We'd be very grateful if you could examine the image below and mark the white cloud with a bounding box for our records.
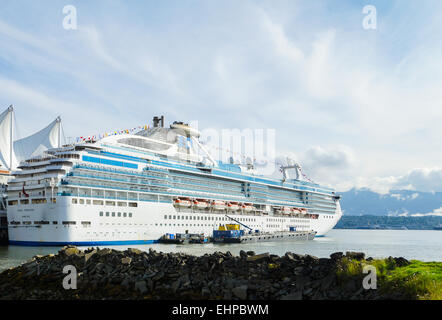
[353,167,442,194]
[410,207,442,217]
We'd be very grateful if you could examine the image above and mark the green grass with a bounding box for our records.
[337,258,442,300]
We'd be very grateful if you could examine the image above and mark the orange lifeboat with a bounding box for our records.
[193,199,209,209]
[174,197,192,207]
[242,203,254,212]
[227,202,240,211]
[212,200,226,210]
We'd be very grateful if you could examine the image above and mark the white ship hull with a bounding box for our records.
[7,196,342,245]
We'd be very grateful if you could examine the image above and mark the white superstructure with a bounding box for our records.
[6,119,342,245]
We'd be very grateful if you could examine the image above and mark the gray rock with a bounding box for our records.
[239,250,247,259]
[281,291,302,300]
[84,249,97,263]
[345,251,365,261]
[232,285,248,300]
[330,252,343,260]
[135,280,148,294]
[246,252,269,262]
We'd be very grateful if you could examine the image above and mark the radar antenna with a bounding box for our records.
[280,157,302,182]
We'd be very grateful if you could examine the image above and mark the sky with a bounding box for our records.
[0,0,441,194]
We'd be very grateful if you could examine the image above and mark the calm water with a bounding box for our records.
[1,229,441,272]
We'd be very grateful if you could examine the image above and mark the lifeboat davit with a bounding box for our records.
[212,200,226,210]
[174,198,192,207]
[193,199,209,209]
[227,202,240,211]
[242,203,254,212]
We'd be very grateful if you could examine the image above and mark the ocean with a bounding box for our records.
[1,229,441,272]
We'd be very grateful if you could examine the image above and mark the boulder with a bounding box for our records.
[330,252,344,260]
[345,251,365,261]
[246,252,270,262]
[239,250,248,259]
[135,280,148,294]
[232,285,248,300]
[60,246,80,257]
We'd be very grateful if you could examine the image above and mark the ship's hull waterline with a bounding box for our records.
[7,197,341,246]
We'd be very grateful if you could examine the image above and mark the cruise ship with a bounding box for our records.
[6,117,342,246]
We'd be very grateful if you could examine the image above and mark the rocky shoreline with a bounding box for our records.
[0,246,416,300]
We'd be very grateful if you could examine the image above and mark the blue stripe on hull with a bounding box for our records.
[9,240,159,246]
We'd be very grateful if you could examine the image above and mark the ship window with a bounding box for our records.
[32,199,47,204]
[106,212,109,217]
[99,212,103,217]
[20,199,29,205]
[112,212,115,217]
[72,198,78,204]
[86,200,91,204]
[123,213,127,217]
[118,212,121,217]
[118,202,127,207]
[169,215,172,219]
[129,202,138,207]
[53,221,58,224]
[129,213,132,217]
[79,199,85,204]
[93,200,104,205]
[164,215,167,219]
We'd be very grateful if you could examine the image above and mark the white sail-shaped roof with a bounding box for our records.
[13,117,61,165]
[0,107,14,170]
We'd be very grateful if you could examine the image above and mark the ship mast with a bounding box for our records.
[57,116,61,148]
[8,105,13,171]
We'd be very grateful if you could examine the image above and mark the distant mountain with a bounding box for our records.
[339,188,442,216]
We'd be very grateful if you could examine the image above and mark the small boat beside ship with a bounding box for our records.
[212,223,316,244]
[158,232,210,244]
